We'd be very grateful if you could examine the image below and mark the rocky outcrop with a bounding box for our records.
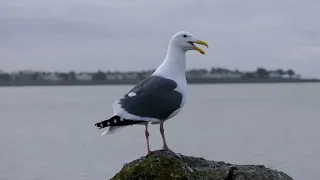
[111,150,293,180]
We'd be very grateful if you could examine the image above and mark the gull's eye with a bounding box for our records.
[183,34,187,38]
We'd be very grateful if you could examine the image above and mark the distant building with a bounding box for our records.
[106,72,125,80]
[105,74,117,80]
[268,71,283,78]
[76,73,92,81]
[41,73,61,81]
[10,70,37,81]
[282,74,301,79]
[186,69,243,79]
[293,74,301,79]
[123,72,139,80]
[205,71,242,79]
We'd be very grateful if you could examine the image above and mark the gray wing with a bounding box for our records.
[118,76,183,120]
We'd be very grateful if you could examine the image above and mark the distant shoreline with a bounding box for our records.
[0,78,319,87]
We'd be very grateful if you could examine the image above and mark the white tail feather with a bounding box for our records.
[101,126,126,136]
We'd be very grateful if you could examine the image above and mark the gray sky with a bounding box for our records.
[0,0,319,77]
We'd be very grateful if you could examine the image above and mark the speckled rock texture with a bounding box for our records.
[111,150,293,180]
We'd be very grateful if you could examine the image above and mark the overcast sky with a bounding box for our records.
[0,0,319,77]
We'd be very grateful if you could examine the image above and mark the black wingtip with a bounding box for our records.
[94,116,146,129]
[95,122,104,129]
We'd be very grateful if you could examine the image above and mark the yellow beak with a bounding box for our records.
[192,40,209,55]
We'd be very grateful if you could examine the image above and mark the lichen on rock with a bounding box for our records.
[111,150,293,180]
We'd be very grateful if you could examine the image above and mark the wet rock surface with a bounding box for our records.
[111,150,293,180]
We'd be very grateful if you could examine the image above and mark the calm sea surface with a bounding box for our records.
[1,84,320,180]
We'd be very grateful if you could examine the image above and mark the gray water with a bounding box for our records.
[1,84,319,180]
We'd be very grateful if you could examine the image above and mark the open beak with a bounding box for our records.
[190,40,209,55]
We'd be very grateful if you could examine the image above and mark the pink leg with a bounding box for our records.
[160,122,170,151]
[145,124,151,156]
[160,122,181,158]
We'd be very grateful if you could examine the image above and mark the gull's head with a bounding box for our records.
[169,31,209,55]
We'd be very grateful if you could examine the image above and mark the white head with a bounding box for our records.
[169,31,209,55]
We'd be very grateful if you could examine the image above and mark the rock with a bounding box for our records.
[111,150,293,180]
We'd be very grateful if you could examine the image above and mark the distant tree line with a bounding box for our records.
[0,73,11,82]
[0,67,299,83]
[242,68,296,79]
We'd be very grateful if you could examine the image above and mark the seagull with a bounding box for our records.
[95,31,208,155]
